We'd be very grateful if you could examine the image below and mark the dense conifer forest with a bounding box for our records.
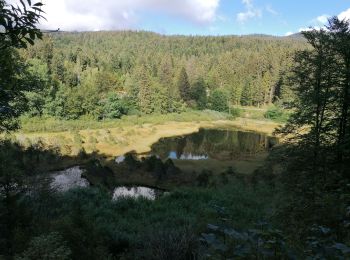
[20,31,306,120]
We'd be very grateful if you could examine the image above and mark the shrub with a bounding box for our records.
[17,232,71,260]
[99,92,129,119]
[124,153,140,170]
[209,89,229,112]
[137,228,198,260]
[196,170,212,187]
[264,105,284,121]
[230,107,242,118]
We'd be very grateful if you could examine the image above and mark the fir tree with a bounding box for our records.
[177,67,191,103]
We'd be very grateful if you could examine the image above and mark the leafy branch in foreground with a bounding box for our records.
[0,0,45,132]
[0,0,44,50]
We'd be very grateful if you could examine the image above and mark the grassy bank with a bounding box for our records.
[3,111,283,180]
[18,107,287,134]
[232,105,291,123]
[11,119,281,158]
[19,110,230,133]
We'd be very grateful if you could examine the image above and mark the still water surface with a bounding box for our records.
[112,186,164,200]
[149,128,277,161]
[49,128,277,198]
[50,166,89,192]
[49,167,162,200]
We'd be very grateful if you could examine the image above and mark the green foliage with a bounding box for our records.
[0,49,27,131]
[196,170,212,187]
[264,105,283,119]
[19,111,230,133]
[18,31,306,120]
[229,107,242,118]
[264,104,289,122]
[4,12,350,259]
[0,48,48,131]
[137,65,154,114]
[209,89,229,112]
[22,180,273,258]
[137,227,198,260]
[17,232,71,260]
[99,92,129,119]
[177,67,191,103]
[271,17,350,254]
[0,140,25,198]
[124,153,140,170]
[190,78,208,109]
[280,18,350,162]
[0,0,44,50]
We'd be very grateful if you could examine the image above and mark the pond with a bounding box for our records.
[148,128,278,161]
[112,186,165,200]
[48,167,165,200]
[50,166,90,192]
[47,128,278,195]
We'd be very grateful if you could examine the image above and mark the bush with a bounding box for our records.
[264,105,289,122]
[196,170,212,187]
[209,89,229,112]
[137,228,198,260]
[229,107,242,118]
[17,232,71,260]
[99,92,129,119]
[124,152,140,170]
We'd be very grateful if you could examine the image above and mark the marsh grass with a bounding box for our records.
[88,135,98,144]
[6,111,281,159]
[19,110,230,133]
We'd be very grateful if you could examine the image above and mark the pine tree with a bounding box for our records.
[177,67,191,103]
[137,66,153,114]
[159,55,177,112]
[190,78,207,109]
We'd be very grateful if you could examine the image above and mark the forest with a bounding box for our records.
[17,30,306,121]
[1,0,350,259]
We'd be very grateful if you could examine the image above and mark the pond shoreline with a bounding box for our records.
[13,119,282,190]
[10,118,281,159]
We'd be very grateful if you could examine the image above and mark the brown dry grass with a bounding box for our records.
[7,118,281,158]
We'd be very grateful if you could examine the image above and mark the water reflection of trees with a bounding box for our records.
[151,129,276,160]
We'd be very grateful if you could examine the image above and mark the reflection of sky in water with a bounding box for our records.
[113,187,156,200]
[115,129,278,163]
[50,166,89,192]
[180,153,208,160]
[168,151,208,160]
[168,151,177,159]
[115,155,125,164]
[150,129,278,161]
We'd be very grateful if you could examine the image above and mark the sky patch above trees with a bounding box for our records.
[6,0,349,36]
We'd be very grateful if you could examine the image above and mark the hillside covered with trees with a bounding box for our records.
[21,32,306,120]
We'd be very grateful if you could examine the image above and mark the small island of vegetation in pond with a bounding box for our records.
[0,1,350,259]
